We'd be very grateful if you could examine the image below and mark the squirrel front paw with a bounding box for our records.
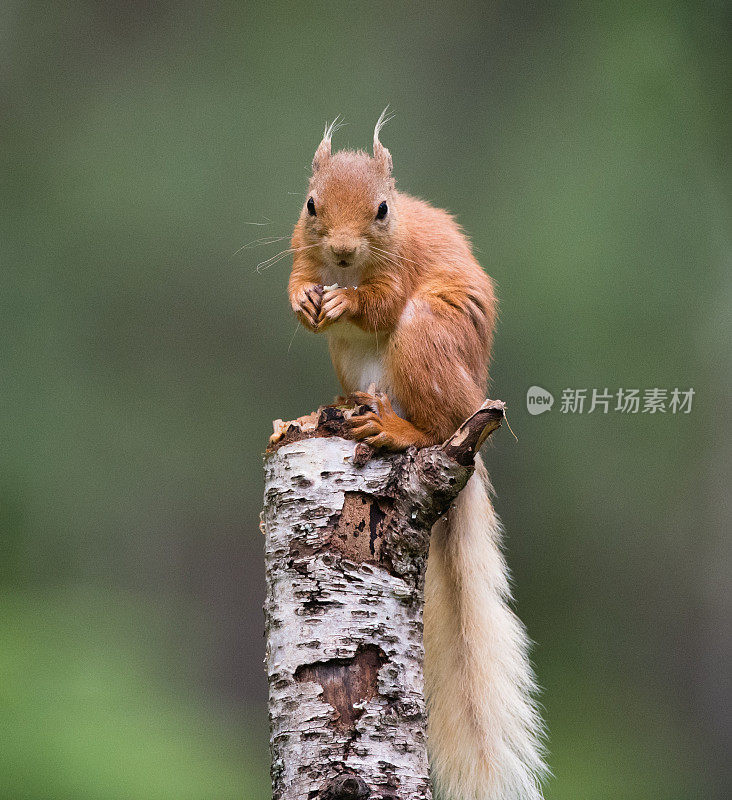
[291,284,324,332]
[318,286,356,330]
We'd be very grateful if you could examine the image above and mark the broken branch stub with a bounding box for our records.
[441,399,506,465]
[263,400,504,799]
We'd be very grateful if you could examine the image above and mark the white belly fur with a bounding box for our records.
[326,320,405,416]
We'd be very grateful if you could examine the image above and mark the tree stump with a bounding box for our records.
[262,400,505,800]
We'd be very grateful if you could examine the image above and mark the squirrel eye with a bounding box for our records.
[306,197,316,217]
[376,201,388,220]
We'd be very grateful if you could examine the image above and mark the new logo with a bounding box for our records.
[526,386,554,415]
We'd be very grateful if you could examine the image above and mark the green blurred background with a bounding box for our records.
[2,1,729,798]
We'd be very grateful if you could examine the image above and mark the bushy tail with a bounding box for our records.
[424,455,547,800]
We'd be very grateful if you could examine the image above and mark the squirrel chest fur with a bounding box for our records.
[328,320,390,395]
[326,301,421,420]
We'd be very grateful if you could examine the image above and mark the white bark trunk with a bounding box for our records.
[262,402,504,800]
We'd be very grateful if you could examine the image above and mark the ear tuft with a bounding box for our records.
[312,115,345,171]
[373,106,394,173]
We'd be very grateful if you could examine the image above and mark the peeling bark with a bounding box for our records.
[295,645,387,732]
[263,400,504,800]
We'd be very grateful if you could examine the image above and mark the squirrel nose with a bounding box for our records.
[330,243,356,260]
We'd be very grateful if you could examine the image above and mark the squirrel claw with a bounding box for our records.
[347,411,382,440]
[345,390,430,451]
[318,286,354,329]
[345,391,411,451]
[347,390,385,413]
[347,391,386,443]
[292,284,323,332]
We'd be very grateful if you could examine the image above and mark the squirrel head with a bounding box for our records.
[298,111,397,272]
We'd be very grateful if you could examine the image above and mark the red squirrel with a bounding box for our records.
[288,113,546,800]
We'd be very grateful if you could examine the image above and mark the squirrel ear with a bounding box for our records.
[312,135,330,172]
[312,116,342,172]
[373,107,394,173]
